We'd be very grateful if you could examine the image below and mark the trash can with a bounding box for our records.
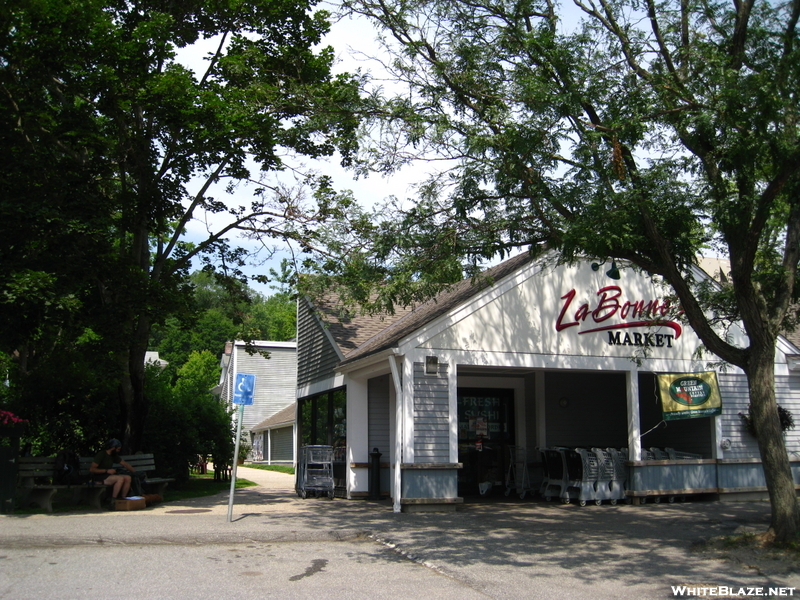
[369,448,382,500]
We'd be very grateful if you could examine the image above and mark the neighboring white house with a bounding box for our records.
[144,351,168,369]
[251,403,296,465]
[215,340,297,461]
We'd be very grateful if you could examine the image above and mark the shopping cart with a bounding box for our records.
[650,447,670,460]
[665,448,702,460]
[538,447,568,502]
[592,447,626,505]
[564,448,600,506]
[504,446,534,499]
[641,448,656,461]
[297,445,334,499]
[607,447,629,503]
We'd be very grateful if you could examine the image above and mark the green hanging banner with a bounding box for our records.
[657,371,722,421]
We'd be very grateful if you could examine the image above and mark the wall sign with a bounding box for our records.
[556,285,683,348]
[657,372,722,420]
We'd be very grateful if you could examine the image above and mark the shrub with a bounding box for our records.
[738,404,795,438]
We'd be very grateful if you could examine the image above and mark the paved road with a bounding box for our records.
[1,466,797,600]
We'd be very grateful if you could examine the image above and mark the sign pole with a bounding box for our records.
[227,372,255,523]
[227,403,244,522]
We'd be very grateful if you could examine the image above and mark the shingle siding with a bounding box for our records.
[719,372,800,460]
[413,362,450,462]
[297,299,341,387]
[234,346,297,432]
[368,375,391,457]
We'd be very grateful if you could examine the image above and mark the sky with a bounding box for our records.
[175,8,423,295]
[176,2,591,294]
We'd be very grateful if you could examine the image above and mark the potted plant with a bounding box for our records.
[237,439,251,465]
[738,404,795,438]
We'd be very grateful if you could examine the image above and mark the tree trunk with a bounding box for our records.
[747,347,800,542]
[122,312,151,453]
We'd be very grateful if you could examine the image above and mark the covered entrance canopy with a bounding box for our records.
[296,254,800,511]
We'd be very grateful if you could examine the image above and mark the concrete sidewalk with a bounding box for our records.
[1,466,798,597]
[1,466,369,546]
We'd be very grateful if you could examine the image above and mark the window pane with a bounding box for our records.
[332,388,347,459]
[315,394,328,446]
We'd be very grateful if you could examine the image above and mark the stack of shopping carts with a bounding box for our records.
[537,446,629,505]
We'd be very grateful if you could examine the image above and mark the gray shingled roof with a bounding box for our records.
[310,296,416,354]
[318,253,800,364]
[251,403,296,432]
[316,253,535,366]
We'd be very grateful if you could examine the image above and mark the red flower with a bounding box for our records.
[0,410,28,426]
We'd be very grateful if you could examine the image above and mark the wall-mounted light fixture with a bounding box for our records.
[591,259,621,280]
[425,355,439,376]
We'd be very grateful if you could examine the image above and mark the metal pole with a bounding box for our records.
[227,403,244,522]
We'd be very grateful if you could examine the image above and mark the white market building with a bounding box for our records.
[296,254,800,511]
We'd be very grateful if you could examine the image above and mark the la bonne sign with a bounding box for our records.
[556,285,683,348]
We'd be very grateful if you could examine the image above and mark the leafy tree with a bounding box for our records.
[1,0,361,452]
[336,0,800,541]
[143,351,234,480]
[4,343,121,457]
[244,293,297,341]
[152,309,239,379]
[149,269,297,378]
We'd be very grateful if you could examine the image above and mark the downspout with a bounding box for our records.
[389,352,403,513]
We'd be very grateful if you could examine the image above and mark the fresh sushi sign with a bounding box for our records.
[657,372,722,420]
[555,285,683,348]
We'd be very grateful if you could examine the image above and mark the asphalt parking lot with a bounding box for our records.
[1,467,797,600]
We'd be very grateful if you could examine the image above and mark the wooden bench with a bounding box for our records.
[16,453,174,512]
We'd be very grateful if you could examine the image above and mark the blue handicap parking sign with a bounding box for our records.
[233,373,256,405]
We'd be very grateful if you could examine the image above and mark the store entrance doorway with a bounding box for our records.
[457,388,515,497]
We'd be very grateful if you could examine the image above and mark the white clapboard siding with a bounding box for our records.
[227,344,297,433]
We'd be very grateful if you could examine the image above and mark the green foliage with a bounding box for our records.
[244,464,295,475]
[333,0,800,539]
[1,0,357,451]
[152,309,239,379]
[245,293,297,341]
[3,346,121,456]
[149,269,297,380]
[142,354,234,481]
[237,435,252,462]
[739,405,796,438]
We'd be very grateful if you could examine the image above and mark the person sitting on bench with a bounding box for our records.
[90,439,136,508]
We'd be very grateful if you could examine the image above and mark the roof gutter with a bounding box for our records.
[337,348,398,375]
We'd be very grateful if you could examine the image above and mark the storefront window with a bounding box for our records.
[458,388,515,443]
[457,388,515,496]
[298,388,347,495]
[332,388,346,462]
[299,387,346,450]
[315,395,329,445]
